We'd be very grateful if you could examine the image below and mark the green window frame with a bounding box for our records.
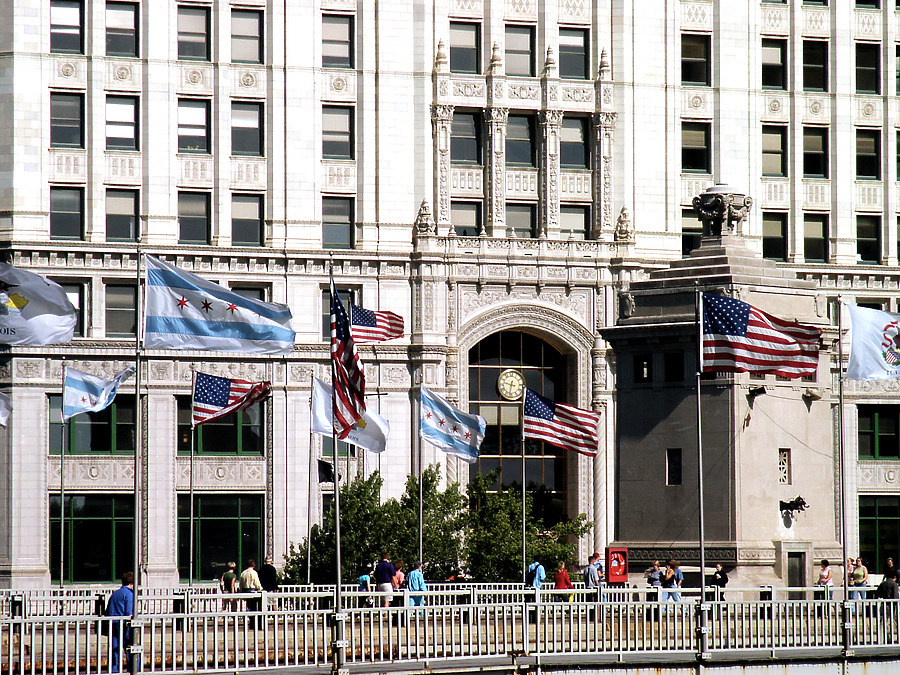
[49,394,136,455]
[858,405,900,459]
[859,495,900,576]
[176,395,264,456]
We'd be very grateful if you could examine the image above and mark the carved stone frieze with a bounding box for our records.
[508,85,539,100]
[736,547,777,565]
[176,458,266,489]
[382,365,409,385]
[462,288,588,322]
[452,81,484,97]
[50,457,135,489]
[858,462,900,491]
[562,87,592,103]
[290,364,316,384]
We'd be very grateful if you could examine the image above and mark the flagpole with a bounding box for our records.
[520,389,526,584]
[60,359,67,588]
[134,240,143,622]
[189,369,196,587]
[307,375,315,585]
[329,266,345,673]
[837,297,849,599]
[696,289,706,590]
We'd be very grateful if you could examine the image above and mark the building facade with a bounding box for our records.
[0,0,899,587]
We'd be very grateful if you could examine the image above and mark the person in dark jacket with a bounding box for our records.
[875,574,900,600]
[106,571,134,673]
[258,556,278,592]
[711,563,729,599]
[374,552,396,607]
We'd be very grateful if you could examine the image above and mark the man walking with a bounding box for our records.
[106,571,134,674]
[240,559,263,614]
[258,556,278,592]
[374,552,396,607]
[406,562,428,607]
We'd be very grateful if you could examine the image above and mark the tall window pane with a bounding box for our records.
[559,28,588,79]
[804,214,828,263]
[50,187,83,240]
[106,189,138,241]
[51,93,84,148]
[450,22,480,74]
[51,0,83,54]
[177,6,210,61]
[560,205,589,240]
[762,212,787,261]
[856,129,881,180]
[50,495,133,583]
[507,203,536,238]
[682,34,710,85]
[232,194,263,246]
[178,99,210,153]
[762,125,787,177]
[506,115,536,167]
[105,284,137,337]
[323,107,353,159]
[762,39,787,89]
[451,112,481,164]
[857,215,881,264]
[232,102,263,156]
[323,14,353,68]
[505,25,534,77]
[178,192,210,244]
[451,201,481,236]
[323,197,354,249]
[856,43,881,94]
[106,2,137,57]
[59,283,85,337]
[560,117,589,168]
[232,9,262,64]
[803,41,828,91]
[682,122,710,173]
[106,96,138,151]
[803,127,828,178]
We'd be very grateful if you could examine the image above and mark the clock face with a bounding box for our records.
[497,369,525,401]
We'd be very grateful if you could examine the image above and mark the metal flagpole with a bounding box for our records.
[134,242,143,625]
[307,375,315,585]
[60,359,67,588]
[520,389,527,584]
[837,297,849,599]
[328,266,345,674]
[696,289,707,589]
[189,369,196,586]
[418,425,423,566]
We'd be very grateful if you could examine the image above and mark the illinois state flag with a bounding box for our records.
[0,263,76,345]
[144,255,295,354]
[847,304,900,380]
[310,378,389,453]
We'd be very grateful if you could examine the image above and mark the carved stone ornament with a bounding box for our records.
[115,65,132,81]
[614,205,633,242]
[240,72,257,88]
[59,62,76,78]
[692,184,753,237]
[490,42,503,74]
[187,69,203,84]
[431,103,454,122]
[599,48,611,80]
[435,39,448,71]
[619,292,635,319]
[414,198,436,237]
[543,46,556,75]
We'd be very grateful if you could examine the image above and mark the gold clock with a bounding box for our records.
[497,369,525,401]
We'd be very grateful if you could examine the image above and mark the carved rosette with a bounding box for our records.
[540,110,563,239]
[486,107,509,236]
[592,112,618,238]
[431,104,455,231]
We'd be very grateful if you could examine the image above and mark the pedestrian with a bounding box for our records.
[583,554,600,591]
[851,557,869,600]
[875,573,899,599]
[358,565,374,607]
[527,556,546,589]
[645,560,663,592]
[240,559,263,614]
[258,556,278,592]
[406,561,427,607]
[220,561,238,611]
[816,559,834,600]
[884,557,897,582]
[374,551,396,607]
[390,560,405,608]
[554,561,574,602]
[662,559,683,603]
[711,563,729,600]
[105,571,134,674]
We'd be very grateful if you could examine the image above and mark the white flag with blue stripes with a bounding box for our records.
[63,366,135,420]
[144,255,295,354]
[420,387,485,464]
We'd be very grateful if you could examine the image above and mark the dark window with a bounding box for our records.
[762,126,788,177]
[323,196,354,249]
[666,448,683,486]
[177,5,209,61]
[451,201,481,236]
[559,28,589,79]
[50,187,83,240]
[803,41,828,91]
[857,215,881,264]
[634,353,652,383]
[105,284,136,337]
[857,0,880,8]
[232,102,263,156]
[896,45,900,95]
[51,0,83,54]
[762,39,787,89]
[177,495,262,583]
[322,106,353,159]
[178,99,210,153]
[856,43,881,94]
[59,283,85,337]
[506,115,536,167]
[451,112,482,165]
[803,127,828,178]
[682,209,702,257]
[859,405,900,459]
[507,203,536,238]
[682,122,710,173]
[50,93,83,148]
[859,495,900,583]
[231,9,262,64]
[804,214,829,262]
[178,192,210,245]
[176,396,263,456]
[106,189,138,241]
[857,129,881,180]
[323,14,353,68]
[762,212,787,261]
[50,495,133,583]
[505,25,535,77]
[560,117,590,168]
[232,194,263,246]
[682,34,710,85]
[664,352,685,383]
[322,287,353,339]
[106,96,138,151]
[560,205,589,240]
[106,2,137,57]
[49,394,135,454]
[450,22,480,74]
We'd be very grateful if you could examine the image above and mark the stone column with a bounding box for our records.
[485,107,508,236]
[430,104,454,234]
[539,110,563,239]
[592,112,617,239]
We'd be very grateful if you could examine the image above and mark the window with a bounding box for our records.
[322,437,356,458]
[803,127,828,178]
[666,448,682,486]
[106,96,138,151]
[803,41,828,91]
[762,39,787,89]
[560,117,590,168]
[762,126,787,177]
[232,102,263,156]
[177,99,210,153]
[323,196,354,249]
[322,106,353,159]
[105,284,136,337]
[177,5,209,61]
[451,201,481,236]
[49,394,135,454]
[178,192,210,245]
[682,122,710,173]
[50,93,83,148]
[451,112,482,165]
[856,43,881,94]
[176,396,263,456]
[50,187,83,240]
[682,209,702,256]
[664,352,685,383]
[106,2,137,57]
[857,129,881,180]
[560,205,589,240]
[506,115,536,167]
[449,22,480,74]
[682,34,710,86]
[231,286,266,302]
[859,405,900,459]
[505,25,535,77]
[804,214,829,262]
[59,282,85,337]
[634,353,652,383]
[232,194,263,246]
[859,496,900,581]
[177,495,262,582]
[50,495,133,583]
[762,212,787,262]
[857,215,881,264]
[51,0,83,54]
[857,0,880,8]
[106,189,138,241]
[897,45,900,95]
[231,9,262,64]
[507,203,536,238]
[323,14,353,68]
[559,28,589,79]
[322,287,353,339]
[778,448,792,485]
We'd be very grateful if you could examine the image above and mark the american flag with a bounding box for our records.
[702,292,821,378]
[192,372,271,427]
[330,274,366,438]
[523,388,602,458]
[350,305,404,342]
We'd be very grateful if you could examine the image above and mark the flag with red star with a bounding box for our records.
[63,366,135,421]
[420,386,485,463]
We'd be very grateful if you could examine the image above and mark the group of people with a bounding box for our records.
[358,552,428,606]
[816,555,900,600]
[220,557,279,611]
[525,551,608,601]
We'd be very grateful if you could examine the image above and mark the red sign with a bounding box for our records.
[606,547,628,583]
